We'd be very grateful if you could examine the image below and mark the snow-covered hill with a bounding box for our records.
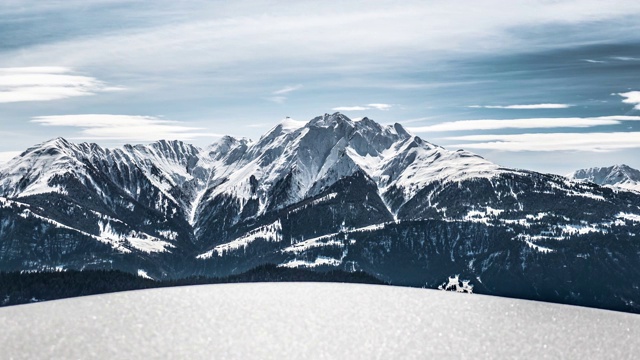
[1,113,640,312]
[1,283,638,359]
[568,164,640,193]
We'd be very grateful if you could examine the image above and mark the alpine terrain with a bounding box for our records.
[568,164,640,193]
[1,113,640,312]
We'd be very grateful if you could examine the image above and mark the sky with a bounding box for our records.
[1,0,640,175]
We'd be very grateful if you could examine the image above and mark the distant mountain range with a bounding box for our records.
[568,164,640,193]
[1,113,640,312]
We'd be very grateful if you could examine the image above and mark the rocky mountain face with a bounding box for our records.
[2,113,640,312]
[568,164,640,193]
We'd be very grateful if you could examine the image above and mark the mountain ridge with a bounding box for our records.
[1,113,640,312]
[568,164,640,193]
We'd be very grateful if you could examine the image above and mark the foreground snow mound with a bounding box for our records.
[1,283,638,359]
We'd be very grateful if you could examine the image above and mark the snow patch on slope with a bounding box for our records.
[279,256,343,268]
[617,212,640,223]
[283,235,343,254]
[98,222,174,254]
[464,207,505,224]
[17,208,132,253]
[523,240,555,253]
[137,269,153,280]
[197,220,283,259]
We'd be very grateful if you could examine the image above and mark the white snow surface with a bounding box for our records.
[1,283,638,359]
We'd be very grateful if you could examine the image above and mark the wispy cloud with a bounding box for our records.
[0,67,70,74]
[266,84,303,103]
[407,115,640,132]
[332,106,369,111]
[6,1,640,77]
[394,116,439,125]
[332,103,392,111]
[367,103,392,110]
[467,103,572,109]
[619,91,640,110]
[31,114,220,141]
[582,59,606,64]
[448,132,640,152]
[0,67,122,103]
[272,84,303,95]
[612,56,640,61]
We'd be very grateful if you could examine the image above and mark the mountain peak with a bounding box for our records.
[612,164,634,172]
[41,137,72,149]
[308,112,354,128]
[22,137,79,159]
[393,123,410,137]
[568,164,640,193]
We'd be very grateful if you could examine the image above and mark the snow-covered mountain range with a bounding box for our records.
[568,164,640,193]
[1,113,640,312]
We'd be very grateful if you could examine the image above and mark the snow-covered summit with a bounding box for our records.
[0,113,509,219]
[193,112,509,219]
[0,137,90,198]
[568,164,640,193]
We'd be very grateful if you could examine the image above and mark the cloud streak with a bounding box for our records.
[31,114,221,142]
[9,0,639,79]
[0,67,122,103]
[332,103,393,111]
[267,84,303,103]
[611,56,640,61]
[448,132,640,152]
[407,115,640,132]
[272,84,303,95]
[367,103,392,110]
[619,91,640,110]
[468,104,571,109]
[332,106,369,111]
